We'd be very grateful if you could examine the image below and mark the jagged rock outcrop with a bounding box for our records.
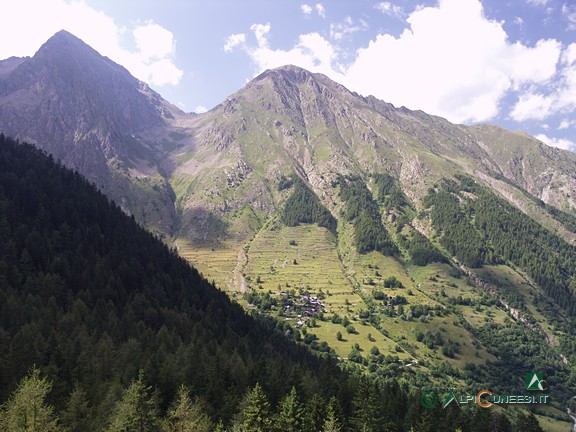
[0,30,190,233]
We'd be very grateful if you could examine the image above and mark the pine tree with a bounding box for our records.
[62,383,91,432]
[237,383,272,432]
[164,385,212,432]
[516,413,543,432]
[213,420,227,432]
[322,397,342,432]
[303,394,325,432]
[1,367,60,432]
[489,412,511,432]
[349,378,382,432]
[105,370,160,432]
[274,387,304,432]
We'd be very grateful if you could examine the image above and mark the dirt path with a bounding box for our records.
[233,248,248,292]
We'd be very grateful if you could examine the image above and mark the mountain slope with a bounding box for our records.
[0,132,350,421]
[167,65,576,418]
[2,133,540,432]
[0,30,194,234]
[2,33,576,427]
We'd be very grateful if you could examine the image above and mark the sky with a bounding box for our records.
[1,0,576,151]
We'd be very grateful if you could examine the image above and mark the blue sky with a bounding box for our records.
[1,0,576,151]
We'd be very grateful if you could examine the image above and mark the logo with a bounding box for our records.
[476,390,493,408]
[442,391,458,409]
[421,375,550,410]
[526,373,546,391]
[420,391,439,409]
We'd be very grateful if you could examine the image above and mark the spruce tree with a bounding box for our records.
[322,397,342,432]
[303,394,325,432]
[1,367,60,432]
[237,383,272,432]
[274,387,304,432]
[516,413,544,432]
[62,384,91,432]
[105,370,160,432]
[164,385,212,432]
[349,378,382,432]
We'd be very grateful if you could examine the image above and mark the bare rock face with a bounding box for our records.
[0,30,186,233]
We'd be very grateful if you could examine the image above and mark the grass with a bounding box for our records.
[244,223,351,294]
[533,413,573,432]
[307,319,412,361]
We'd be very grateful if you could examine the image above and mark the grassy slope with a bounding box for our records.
[174,217,573,430]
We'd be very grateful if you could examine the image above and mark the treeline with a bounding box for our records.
[339,176,397,255]
[281,176,336,233]
[0,366,544,432]
[493,172,576,233]
[373,173,410,210]
[448,172,576,318]
[0,134,347,421]
[423,185,492,267]
[397,230,447,266]
[474,192,576,316]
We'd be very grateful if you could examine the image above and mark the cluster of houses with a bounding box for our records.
[280,292,326,327]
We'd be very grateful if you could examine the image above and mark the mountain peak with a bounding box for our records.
[48,29,80,41]
[255,65,318,84]
[34,30,101,62]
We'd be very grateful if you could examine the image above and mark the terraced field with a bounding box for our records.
[175,239,238,288]
[244,222,353,296]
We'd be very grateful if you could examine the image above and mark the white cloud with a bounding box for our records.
[225,0,562,124]
[251,23,271,48]
[526,0,550,5]
[194,105,208,114]
[301,3,324,18]
[563,4,576,30]
[559,119,576,129]
[510,93,554,121]
[301,4,313,15]
[224,33,246,52]
[247,30,344,80]
[535,133,576,151]
[133,22,175,60]
[330,17,369,41]
[375,2,405,19]
[129,21,182,86]
[510,42,576,121]
[0,0,183,87]
[345,0,561,123]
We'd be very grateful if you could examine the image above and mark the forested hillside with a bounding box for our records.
[0,134,543,431]
[0,135,552,432]
[0,134,346,429]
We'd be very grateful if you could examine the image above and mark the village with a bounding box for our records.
[279,292,327,328]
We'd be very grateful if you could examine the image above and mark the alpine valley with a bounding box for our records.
[1,30,576,431]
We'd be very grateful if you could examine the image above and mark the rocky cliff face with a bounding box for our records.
[0,30,189,233]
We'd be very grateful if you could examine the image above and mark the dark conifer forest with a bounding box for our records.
[0,134,548,431]
[281,176,337,233]
[339,176,398,255]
